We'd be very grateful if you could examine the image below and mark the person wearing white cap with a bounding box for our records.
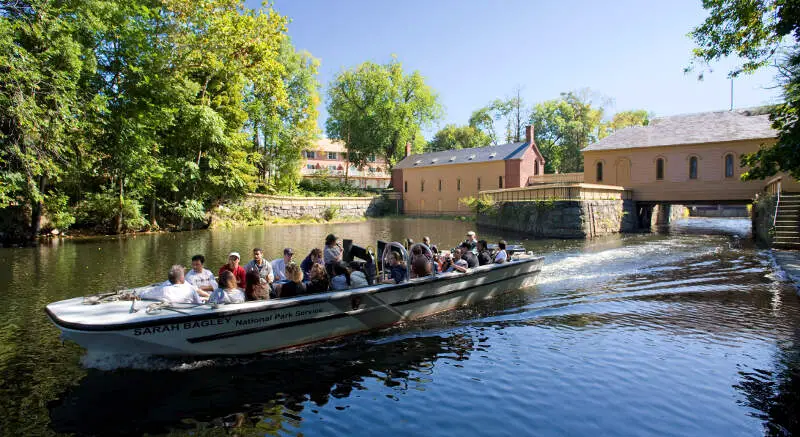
[464,231,478,254]
[218,251,246,289]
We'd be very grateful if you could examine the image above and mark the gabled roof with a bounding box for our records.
[394,141,533,169]
[583,109,776,152]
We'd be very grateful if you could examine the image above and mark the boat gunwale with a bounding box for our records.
[45,256,544,333]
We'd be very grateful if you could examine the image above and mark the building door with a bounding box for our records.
[616,158,631,186]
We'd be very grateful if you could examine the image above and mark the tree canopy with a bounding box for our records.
[326,58,442,168]
[0,0,319,239]
[690,0,800,180]
[427,124,491,152]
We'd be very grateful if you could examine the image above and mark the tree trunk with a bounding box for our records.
[28,176,47,242]
[114,176,124,234]
[150,197,158,228]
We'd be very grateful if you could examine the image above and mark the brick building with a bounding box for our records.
[392,126,545,214]
[302,139,390,189]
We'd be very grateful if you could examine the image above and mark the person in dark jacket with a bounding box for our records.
[477,240,492,266]
[300,248,324,281]
[306,263,330,294]
[459,242,479,268]
[277,263,306,298]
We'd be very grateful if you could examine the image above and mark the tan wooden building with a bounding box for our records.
[582,110,800,202]
[392,126,545,214]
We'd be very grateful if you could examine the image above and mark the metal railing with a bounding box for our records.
[527,172,585,185]
[480,183,632,202]
[765,176,783,227]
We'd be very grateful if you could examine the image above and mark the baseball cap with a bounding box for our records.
[466,231,476,237]
[284,247,294,256]
[228,252,240,259]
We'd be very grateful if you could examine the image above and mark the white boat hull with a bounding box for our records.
[46,257,543,356]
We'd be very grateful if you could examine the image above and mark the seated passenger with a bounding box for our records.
[245,248,274,284]
[184,254,215,298]
[278,263,306,298]
[458,242,479,268]
[306,263,330,294]
[271,247,294,281]
[331,261,352,290]
[324,234,343,265]
[445,248,469,273]
[382,251,408,284]
[464,231,478,253]
[300,248,324,280]
[209,270,245,304]
[422,236,431,248]
[411,256,433,278]
[219,252,246,289]
[494,240,508,264]
[245,269,270,301]
[349,261,369,288]
[139,265,202,304]
[477,240,492,266]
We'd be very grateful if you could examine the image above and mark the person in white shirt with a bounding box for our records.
[494,240,508,264]
[245,248,274,284]
[209,270,245,304]
[184,254,215,298]
[139,265,202,304]
[271,247,294,281]
[324,234,343,265]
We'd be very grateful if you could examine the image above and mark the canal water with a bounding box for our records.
[1,218,799,436]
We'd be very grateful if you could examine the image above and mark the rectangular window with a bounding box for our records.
[327,152,337,160]
[477,177,481,191]
[421,180,425,192]
[499,176,503,188]
[457,178,461,191]
[304,151,315,159]
[368,155,376,162]
[438,179,442,192]
[404,181,408,193]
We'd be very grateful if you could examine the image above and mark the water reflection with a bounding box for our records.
[49,333,475,436]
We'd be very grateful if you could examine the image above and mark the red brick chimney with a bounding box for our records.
[405,142,412,157]
[525,125,534,144]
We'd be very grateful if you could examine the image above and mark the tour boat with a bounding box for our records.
[45,243,543,356]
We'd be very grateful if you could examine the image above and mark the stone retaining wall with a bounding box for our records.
[752,193,775,247]
[235,194,385,219]
[477,199,638,239]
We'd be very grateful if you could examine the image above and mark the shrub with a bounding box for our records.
[173,199,206,222]
[322,205,341,221]
[459,195,497,215]
[75,192,148,233]
[43,193,76,231]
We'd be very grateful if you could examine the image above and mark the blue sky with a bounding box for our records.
[261,0,781,138]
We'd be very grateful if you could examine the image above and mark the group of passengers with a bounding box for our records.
[138,231,511,305]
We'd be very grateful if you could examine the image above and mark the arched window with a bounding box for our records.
[596,162,603,182]
[438,179,442,192]
[404,181,408,193]
[656,158,664,180]
[421,180,425,192]
[725,154,734,178]
[457,178,461,191]
[689,156,698,179]
[477,177,481,190]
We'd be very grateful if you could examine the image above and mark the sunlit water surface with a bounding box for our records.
[1,218,799,436]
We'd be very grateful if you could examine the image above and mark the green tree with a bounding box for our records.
[689,0,800,180]
[0,0,100,239]
[427,124,491,152]
[468,107,499,145]
[599,110,651,139]
[248,37,320,192]
[326,57,443,168]
[469,86,528,145]
[530,90,605,173]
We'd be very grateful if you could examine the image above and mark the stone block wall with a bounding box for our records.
[477,199,637,239]
[238,194,385,219]
[751,193,775,247]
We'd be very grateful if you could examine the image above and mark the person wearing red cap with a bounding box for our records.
[218,252,246,289]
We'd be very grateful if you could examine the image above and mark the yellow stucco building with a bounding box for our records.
[392,126,545,214]
[582,110,800,202]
